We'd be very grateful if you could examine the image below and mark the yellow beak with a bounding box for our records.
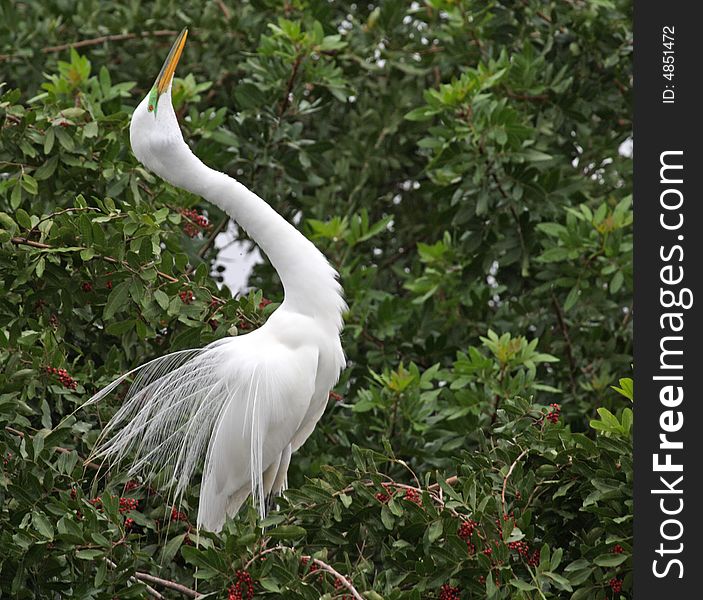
[155,28,188,95]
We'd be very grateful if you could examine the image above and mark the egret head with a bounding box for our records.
[130,28,189,175]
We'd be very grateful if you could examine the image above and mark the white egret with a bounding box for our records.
[85,29,346,532]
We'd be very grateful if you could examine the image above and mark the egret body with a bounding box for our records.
[87,30,346,532]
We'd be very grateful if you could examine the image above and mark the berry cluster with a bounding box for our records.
[82,282,93,292]
[106,280,113,290]
[457,519,479,554]
[180,208,211,238]
[374,485,395,504]
[171,507,188,522]
[508,540,530,558]
[46,366,77,390]
[119,497,139,513]
[334,575,353,598]
[546,403,561,424]
[404,488,422,506]
[124,480,140,492]
[179,290,195,304]
[258,297,272,310]
[300,557,324,582]
[227,570,254,600]
[458,519,478,541]
[124,517,135,530]
[439,583,461,600]
[494,512,515,537]
[612,544,624,554]
[609,578,622,593]
[49,314,59,328]
[3,452,12,467]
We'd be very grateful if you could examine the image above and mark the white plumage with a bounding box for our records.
[85,30,345,532]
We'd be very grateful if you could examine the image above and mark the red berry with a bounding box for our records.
[119,497,139,513]
[546,403,561,424]
[171,507,188,522]
[612,544,624,554]
[508,540,531,559]
[124,480,140,492]
[439,583,461,600]
[404,488,422,506]
[609,578,622,593]
[179,290,194,304]
[458,519,477,540]
[527,548,540,567]
[228,569,255,600]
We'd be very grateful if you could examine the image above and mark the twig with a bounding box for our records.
[131,570,201,598]
[11,236,181,285]
[279,55,303,117]
[309,556,362,600]
[428,475,458,491]
[42,30,179,54]
[105,558,202,600]
[4,426,101,470]
[505,90,549,102]
[476,143,530,276]
[244,546,362,600]
[29,207,101,235]
[214,0,231,19]
[551,292,577,394]
[501,449,529,515]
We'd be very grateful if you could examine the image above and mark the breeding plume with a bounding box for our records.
[86,29,346,532]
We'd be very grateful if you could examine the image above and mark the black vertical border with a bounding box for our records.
[634,2,700,596]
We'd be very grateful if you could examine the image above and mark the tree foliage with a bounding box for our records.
[0,1,632,598]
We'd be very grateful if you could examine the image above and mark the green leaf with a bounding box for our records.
[268,525,307,540]
[161,533,186,564]
[427,520,443,543]
[593,553,629,567]
[104,280,131,320]
[76,549,104,560]
[543,571,573,592]
[15,208,31,229]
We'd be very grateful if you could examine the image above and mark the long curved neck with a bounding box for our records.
[171,153,345,331]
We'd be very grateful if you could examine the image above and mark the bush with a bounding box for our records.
[0,1,632,598]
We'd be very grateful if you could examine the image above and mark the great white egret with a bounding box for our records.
[85,29,346,532]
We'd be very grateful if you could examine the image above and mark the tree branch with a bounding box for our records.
[105,558,200,599]
[501,448,529,515]
[279,55,303,117]
[11,236,180,285]
[244,546,362,600]
[43,30,179,54]
[551,291,578,395]
[4,426,101,470]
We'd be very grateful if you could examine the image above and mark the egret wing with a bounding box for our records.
[85,333,318,531]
